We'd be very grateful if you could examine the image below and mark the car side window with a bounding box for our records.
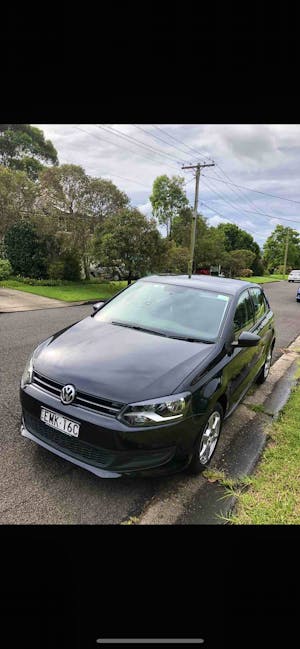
[249,287,267,321]
[233,290,254,337]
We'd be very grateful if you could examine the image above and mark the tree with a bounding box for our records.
[38,165,130,278]
[172,207,194,248]
[93,208,166,284]
[216,222,260,256]
[0,166,39,238]
[163,241,189,273]
[173,209,227,269]
[0,125,58,180]
[4,221,48,278]
[85,178,129,222]
[223,249,256,277]
[150,175,189,237]
[216,221,263,274]
[263,225,300,271]
[195,225,227,269]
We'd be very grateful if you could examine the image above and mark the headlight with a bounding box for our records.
[118,392,191,427]
[21,354,34,388]
[20,341,46,388]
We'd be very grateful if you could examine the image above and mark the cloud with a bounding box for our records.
[137,200,152,217]
[207,215,230,226]
[33,124,300,245]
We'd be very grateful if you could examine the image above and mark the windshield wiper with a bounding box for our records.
[111,322,214,343]
[167,334,214,343]
[111,321,168,337]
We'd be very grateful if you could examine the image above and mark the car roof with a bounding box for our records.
[141,274,262,296]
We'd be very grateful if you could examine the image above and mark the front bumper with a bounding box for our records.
[20,385,203,477]
[21,420,122,478]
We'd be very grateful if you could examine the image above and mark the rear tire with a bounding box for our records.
[187,403,223,475]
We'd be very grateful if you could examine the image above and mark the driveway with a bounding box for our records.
[0,280,299,524]
[0,287,73,312]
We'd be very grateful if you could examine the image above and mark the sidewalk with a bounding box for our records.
[0,287,85,313]
[138,335,300,525]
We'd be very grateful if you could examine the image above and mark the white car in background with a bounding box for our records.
[288,269,300,282]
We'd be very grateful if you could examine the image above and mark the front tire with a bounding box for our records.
[187,403,223,475]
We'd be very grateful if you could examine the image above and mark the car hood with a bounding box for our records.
[33,316,216,403]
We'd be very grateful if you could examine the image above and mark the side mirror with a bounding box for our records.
[232,331,261,348]
[92,301,105,313]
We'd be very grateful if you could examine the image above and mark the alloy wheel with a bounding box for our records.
[199,411,221,465]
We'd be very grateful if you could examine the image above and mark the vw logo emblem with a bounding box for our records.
[60,384,76,405]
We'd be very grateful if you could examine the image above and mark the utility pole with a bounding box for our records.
[282,227,290,279]
[182,161,215,277]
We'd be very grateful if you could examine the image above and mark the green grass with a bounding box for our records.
[1,279,127,302]
[247,403,267,414]
[1,273,289,300]
[238,275,288,283]
[228,383,300,524]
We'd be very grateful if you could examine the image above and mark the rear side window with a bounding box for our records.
[249,287,267,321]
[233,290,254,336]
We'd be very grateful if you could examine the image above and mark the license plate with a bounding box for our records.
[40,408,80,437]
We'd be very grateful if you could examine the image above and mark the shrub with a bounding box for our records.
[48,261,65,280]
[21,277,64,286]
[251,257,265,276]
[62,250,81,281]
[240,268,253,277]
[0,258,12,280]
[4,221,48,278]
[276,265,290,275]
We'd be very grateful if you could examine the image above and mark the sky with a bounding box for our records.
[34,124,300,249]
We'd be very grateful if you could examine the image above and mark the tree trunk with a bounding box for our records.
[83,254,90,280]
[127,271,132,286]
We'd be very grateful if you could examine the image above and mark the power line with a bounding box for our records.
[199,201,267,238]
[147,125,300,214]
[66,127,300,226]
[75,124,263,220]
[59,154,150,190]
[73,125,180,174]
[94,124,183,169]
[201,177,261,223]
[201,190,300,226]
[152,125,274,218]
[149,126,259,222]
[185,159,300,226]
[201,173,300,205]
[151,125,211,162]
[133,124,197,164]
[213,164,268,217]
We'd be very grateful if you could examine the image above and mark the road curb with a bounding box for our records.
[138,334,300,525]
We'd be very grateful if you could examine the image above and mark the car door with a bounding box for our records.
[226,289,257,412]
[249,286,274,377]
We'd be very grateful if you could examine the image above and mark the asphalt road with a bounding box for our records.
[0,281,299,524]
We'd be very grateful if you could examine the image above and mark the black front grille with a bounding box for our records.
[32,371,124,418]
[24,412,114,468]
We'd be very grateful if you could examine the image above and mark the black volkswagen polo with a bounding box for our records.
[20,275,275,477]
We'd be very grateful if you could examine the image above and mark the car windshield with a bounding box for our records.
[94,280,231,342]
